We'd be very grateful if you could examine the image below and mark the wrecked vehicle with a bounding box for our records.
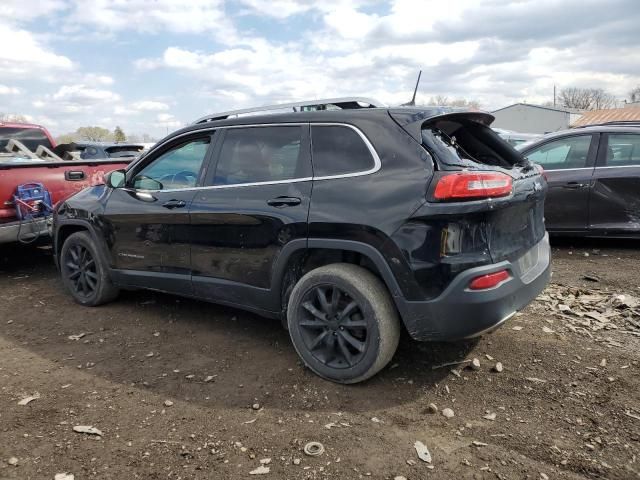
[0,122,132,244]
[54,142,146,161]
[53,97,550,383]
[519,123,640,237]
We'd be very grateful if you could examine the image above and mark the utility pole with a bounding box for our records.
[553,84,556,107]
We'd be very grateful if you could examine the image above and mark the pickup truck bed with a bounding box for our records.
[0,159,130,244]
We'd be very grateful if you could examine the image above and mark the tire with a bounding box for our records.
[60,231,119,306]
[287,263,401,384]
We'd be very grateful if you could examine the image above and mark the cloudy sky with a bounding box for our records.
[1,0,639,138]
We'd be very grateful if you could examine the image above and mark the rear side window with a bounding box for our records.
[606,134,640,166]
[213,126,310,186]
[0,127,53,152]
[525,135,592,170]
[311,125,375,177]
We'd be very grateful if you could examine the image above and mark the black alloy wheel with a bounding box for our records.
[59,231,119,306]
[64,243,98,298]
[297,284,369,369]
[287,263,400,384]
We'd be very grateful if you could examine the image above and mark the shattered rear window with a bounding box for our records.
[422,120,526,169]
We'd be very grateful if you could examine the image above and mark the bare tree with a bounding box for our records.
[557,87,616,110]
[0,113,29,122]
[630,85,640,103]
[428,96,481,109]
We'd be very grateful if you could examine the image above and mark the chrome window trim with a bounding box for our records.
[542,167,594,172]
[134,122,381,193]
[596,164,640,169]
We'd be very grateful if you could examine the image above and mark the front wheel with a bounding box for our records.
[60,231,119,306]
[287,264,400,384]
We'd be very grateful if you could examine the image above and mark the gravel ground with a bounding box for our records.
[0,238,639,480]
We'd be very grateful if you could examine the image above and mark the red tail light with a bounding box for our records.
[433,172,512,201]
[469,270,510,290]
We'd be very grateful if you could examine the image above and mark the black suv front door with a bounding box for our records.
[104,133,214,294]
[189,125,312,313]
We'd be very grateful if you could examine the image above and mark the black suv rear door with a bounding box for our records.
[522,133,598,232]
[589,132,640,234]
[189,124,312,313]
[104,133,215,294]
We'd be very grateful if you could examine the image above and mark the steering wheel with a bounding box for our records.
[158,170,197,188]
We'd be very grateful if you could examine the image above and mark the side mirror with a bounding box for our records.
[105,169,126,188]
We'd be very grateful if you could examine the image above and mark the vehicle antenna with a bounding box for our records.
[402,70,422,106]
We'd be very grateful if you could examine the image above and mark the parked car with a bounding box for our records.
[518,123,640,237]
[54,142,146,161]
[0,123,133,244]
[493,128,541,147]
[53,98,550,383]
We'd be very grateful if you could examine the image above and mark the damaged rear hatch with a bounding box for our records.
[392,110,548,267]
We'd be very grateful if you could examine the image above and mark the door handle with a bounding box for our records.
[562,182,587,189]
[65,170,86,181]
[267,196,301,207]
[162,199,187,209]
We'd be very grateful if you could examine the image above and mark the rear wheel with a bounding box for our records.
[60,231,119,306]
[287,264,400,384]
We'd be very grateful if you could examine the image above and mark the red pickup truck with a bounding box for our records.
[0,122,132,244]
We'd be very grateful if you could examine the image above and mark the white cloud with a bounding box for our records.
[0,0,66,21]
[132,101,170,111]
[63,0,236,42]
[0,84,20,95]
[0,24,73,78]
[154,112,182,129]
[52,84,120,105]
[83,74,114,86]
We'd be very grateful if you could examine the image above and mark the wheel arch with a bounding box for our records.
[55,220,111,270]
[272,239,404,319]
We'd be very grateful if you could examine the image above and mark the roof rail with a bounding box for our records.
[192,97,384,124]
[574,120,640,128]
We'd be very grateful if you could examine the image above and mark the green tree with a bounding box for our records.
[113,126,126,142]
[76,126,113,142]
[57,133,79,144]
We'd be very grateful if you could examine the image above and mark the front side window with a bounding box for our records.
[133,137,210,190]
[606,134,640,166]
[311,125,375,177]
[213,126,309,186]
[525,135,592,170]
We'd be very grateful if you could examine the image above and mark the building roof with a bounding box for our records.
[492,103,574,114]
[572,107,640,127]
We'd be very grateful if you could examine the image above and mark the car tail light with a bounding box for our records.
[433,172,512,201]
[468,270,510,290]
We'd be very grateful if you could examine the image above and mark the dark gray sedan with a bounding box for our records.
[518,123,640,237]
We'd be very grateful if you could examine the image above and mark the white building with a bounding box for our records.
[491,103,583,134]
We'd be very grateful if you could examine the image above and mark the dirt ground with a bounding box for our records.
[1,238,639,480]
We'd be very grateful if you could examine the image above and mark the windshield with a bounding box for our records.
[0,127,53,152]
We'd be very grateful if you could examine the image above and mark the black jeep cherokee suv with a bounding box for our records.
[54,98,550,383]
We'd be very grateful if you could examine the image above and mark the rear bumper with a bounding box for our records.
[395,233,551,341]
[0,217,51,244]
